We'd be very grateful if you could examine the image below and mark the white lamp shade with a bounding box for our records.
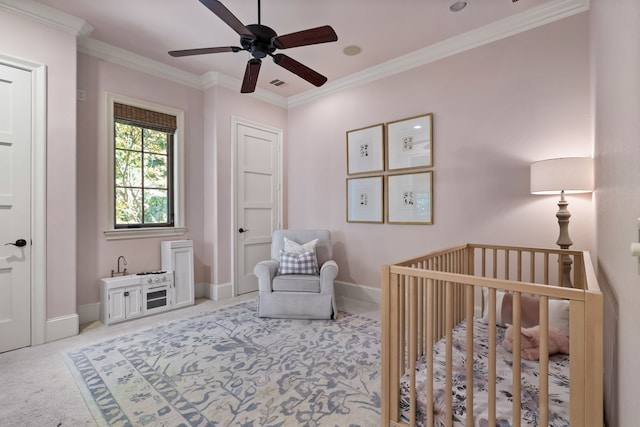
[530,157,594,195]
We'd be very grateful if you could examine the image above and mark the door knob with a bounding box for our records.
[5,239,27,247]
[238,228,249,233]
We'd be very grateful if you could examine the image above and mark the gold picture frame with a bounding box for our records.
[346,123,385,175]
[386,171,433,224]
[386,113,433,171]
[347,176,384,223]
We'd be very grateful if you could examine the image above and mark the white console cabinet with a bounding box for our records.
[161,240,195,309]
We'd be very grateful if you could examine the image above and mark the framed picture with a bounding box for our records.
[347,176,383,223]
[386,113,433,171]
[346,123,385,175]
[386,171,433,224]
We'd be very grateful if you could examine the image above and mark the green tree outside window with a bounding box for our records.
[115,122,172,227]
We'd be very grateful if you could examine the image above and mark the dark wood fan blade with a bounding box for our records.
[169,46,242,57]
[272,54,327,87]
[241,59,262,93]
[273,25,338,50]
[199,0,254,39]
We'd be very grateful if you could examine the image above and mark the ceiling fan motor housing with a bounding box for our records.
[242,24,277,59]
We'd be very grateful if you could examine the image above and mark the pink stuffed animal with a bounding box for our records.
[502,324,570,361]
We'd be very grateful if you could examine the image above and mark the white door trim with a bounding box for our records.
[0,54,47,346]
[231,116,283,296]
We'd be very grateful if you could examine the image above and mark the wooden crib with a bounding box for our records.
[381,244,603,427]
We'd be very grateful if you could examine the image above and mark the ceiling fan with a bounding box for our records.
[169,0,338,93]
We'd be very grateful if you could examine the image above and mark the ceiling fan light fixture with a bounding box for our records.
[449,1,467,12]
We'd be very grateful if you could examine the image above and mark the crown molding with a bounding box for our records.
[3,0,588,109]
[287,0,590,108]
[78,39,287,107]
[0,0,93,37]
[78,38,204,90]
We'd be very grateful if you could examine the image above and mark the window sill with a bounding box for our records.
[104,227,187,241]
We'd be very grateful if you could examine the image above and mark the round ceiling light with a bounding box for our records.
[450,1,467,12]
[343,45,362,56]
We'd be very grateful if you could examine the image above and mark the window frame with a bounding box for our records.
[105,93,186,240]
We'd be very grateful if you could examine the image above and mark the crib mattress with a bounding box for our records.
[399,320,570,427]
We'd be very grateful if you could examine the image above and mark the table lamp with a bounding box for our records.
[530,157,594,286]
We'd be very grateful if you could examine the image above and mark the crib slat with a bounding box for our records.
[488,288,497,425]
[492,248,498,279]
[570,298,586,427]
[512,292,522,427]
[539,296,549,427]
[426,278,435,427]
[504,249,510,280]
[409,276,418,427]
[465,285,474,427]
[530,251,535,283]
[515,250,520,281]
[400,276,406,379]
[388,272,401,423]
[381,265,391,426]
[544,253,549,285]
[445,282,453,427]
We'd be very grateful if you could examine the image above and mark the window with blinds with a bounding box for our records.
[113,102,175,228]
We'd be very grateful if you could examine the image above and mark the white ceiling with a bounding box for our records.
[15,0,585,101]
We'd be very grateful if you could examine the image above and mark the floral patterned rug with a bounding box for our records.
[63,301,381,427]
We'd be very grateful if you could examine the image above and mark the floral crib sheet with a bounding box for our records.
[399,321,570,427]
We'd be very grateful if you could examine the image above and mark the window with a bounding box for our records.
[105,94,185,239]
[114,103,174,228]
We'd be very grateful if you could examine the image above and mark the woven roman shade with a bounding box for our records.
[114,103,177,133]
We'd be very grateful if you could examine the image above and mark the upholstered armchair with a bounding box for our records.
[254,229,338,319]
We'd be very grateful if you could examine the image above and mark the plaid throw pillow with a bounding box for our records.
[278,249,319,275]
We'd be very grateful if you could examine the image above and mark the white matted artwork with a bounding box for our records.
[346,176,383,223]
[386,113,433,171]
[346,123,385,175]
[386,171,433,224]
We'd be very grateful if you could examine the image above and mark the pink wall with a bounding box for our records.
[590,1,640,426]
[203,85,287,285]
[0,10,78,319]
[76,53,205,306]
[287,14,593,289]
[76,55,287,304]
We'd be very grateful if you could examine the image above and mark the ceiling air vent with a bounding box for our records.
[269,79,287,87]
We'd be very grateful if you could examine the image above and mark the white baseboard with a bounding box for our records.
[334,281,381,307]
[46,313,79,343]
[195,282,207,299]
[205,282,233,301]
[77,302,101,325]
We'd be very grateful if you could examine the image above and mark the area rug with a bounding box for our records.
[63,301,381,427]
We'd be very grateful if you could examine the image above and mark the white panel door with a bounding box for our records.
[235,120,281,295]
[0,64,31,353]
